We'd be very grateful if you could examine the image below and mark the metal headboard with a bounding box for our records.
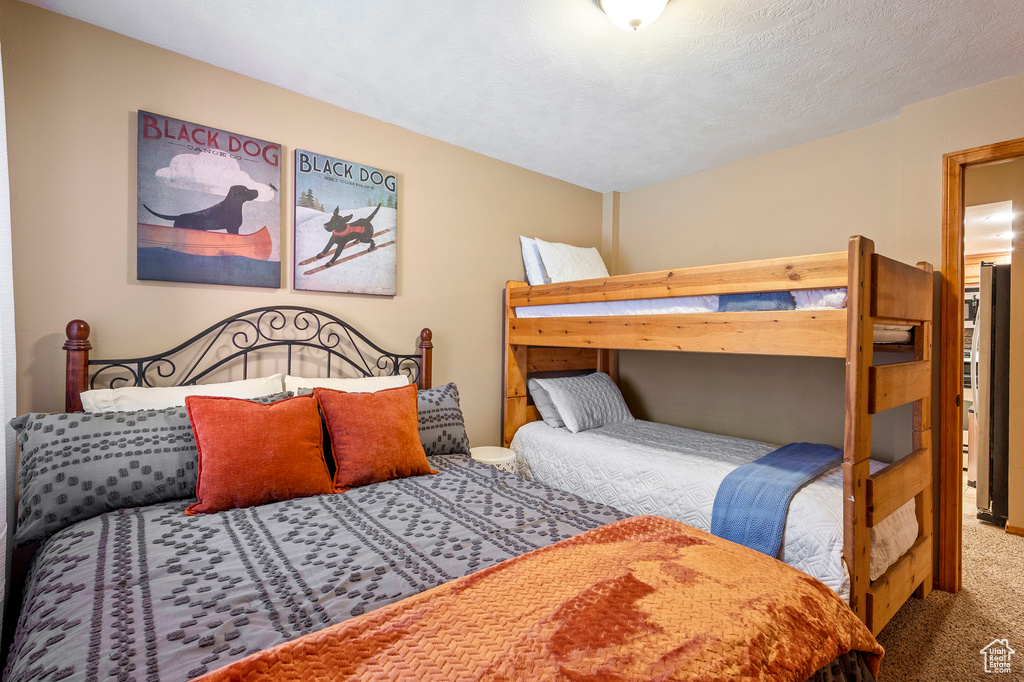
[63,306,433,412]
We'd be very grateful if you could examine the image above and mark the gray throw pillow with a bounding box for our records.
[11,392,292,545]
[533,372,633,433]
[527,379,565,428]
[417,383,471,455]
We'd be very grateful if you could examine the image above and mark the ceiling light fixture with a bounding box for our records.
[599,0,668,31]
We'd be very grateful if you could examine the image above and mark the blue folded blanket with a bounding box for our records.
[710,442,843,557]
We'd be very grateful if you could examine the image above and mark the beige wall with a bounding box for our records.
[964,159,1024,529]
[614,71,1024,527]
[0,0,603,444]
[615,120,904,450]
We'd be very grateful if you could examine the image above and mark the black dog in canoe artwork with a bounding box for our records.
[315,204,380,267]
[143,185,259,234]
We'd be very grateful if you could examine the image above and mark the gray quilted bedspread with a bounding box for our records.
[3,455,627,682]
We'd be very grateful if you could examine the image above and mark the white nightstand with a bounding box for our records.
[470,446,518,474]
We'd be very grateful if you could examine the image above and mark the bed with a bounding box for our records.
[4,306,884,681]
[502,236,935,637]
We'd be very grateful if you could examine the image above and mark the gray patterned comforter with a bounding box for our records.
[3,455,627,682]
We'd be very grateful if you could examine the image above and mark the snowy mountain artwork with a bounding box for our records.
[136,111,282,288]
[293,150,397,295]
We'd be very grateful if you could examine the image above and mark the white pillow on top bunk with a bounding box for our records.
[532,372,633,433]
[533,239,609,283]
[80,373,285,412]
[519,237,551,286]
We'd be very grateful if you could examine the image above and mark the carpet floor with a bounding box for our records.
[874,476,1023,680]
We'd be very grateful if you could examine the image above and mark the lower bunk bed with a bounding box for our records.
[511,418,918,602]
[2,307,883,682]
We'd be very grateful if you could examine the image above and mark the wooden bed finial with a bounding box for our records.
[419,328,433,390]
[64,319,91,346]
[64,319,92,413]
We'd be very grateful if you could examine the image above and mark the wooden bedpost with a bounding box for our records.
[843,236,873,626]
[418,328,433,390]
[64,319,92,413]
[596,349,618,382]
[503,281,530,447]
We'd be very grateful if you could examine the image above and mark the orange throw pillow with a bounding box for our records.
[315,385,437,491]
[185,394,334,515]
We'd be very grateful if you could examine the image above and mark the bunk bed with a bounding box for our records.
[502,235,934,636]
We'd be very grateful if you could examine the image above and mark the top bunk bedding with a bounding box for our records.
[514,289,912,345]
[514,287,844,317]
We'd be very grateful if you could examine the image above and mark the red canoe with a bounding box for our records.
[137,223,273,261]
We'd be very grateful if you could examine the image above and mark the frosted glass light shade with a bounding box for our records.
[600,0,669,31]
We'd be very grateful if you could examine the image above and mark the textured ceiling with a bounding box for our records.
[22,0,1024,192]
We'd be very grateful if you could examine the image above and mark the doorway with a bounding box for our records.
[939,138,1024,593]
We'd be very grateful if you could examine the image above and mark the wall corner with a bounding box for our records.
[601,191,620,275]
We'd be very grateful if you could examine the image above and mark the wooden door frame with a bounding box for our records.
[939,136,1024,593]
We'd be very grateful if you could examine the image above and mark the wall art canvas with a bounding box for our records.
[293,149,398,295]
[137,111,282,288]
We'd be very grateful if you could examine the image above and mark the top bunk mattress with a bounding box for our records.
[514,288,845,318]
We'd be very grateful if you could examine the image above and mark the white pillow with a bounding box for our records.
[80,373,285,412]
[519,236,550,286]
[534,239,609,283]
[284,374,409,394]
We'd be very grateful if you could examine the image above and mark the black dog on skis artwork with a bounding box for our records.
[143,184,259,234]
[315,204,380,267]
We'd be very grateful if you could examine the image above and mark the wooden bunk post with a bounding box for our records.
[596,349,617,382]
[913,261,934,600]
[504,282,530,447]
[860,253,935,634]
[843,236,873,626]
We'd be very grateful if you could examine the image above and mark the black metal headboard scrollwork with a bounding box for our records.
[63,306,433,412]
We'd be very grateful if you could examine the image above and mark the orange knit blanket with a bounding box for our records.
[196,515,882,681]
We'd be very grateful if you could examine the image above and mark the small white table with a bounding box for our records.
[470,446,518,474]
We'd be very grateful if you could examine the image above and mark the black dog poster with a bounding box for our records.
[293,150,397,295]
[137,111,282,288]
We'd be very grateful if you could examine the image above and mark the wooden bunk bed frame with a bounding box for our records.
[502,235,933,636]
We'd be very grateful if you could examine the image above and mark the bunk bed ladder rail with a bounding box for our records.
[844,236,934,636]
